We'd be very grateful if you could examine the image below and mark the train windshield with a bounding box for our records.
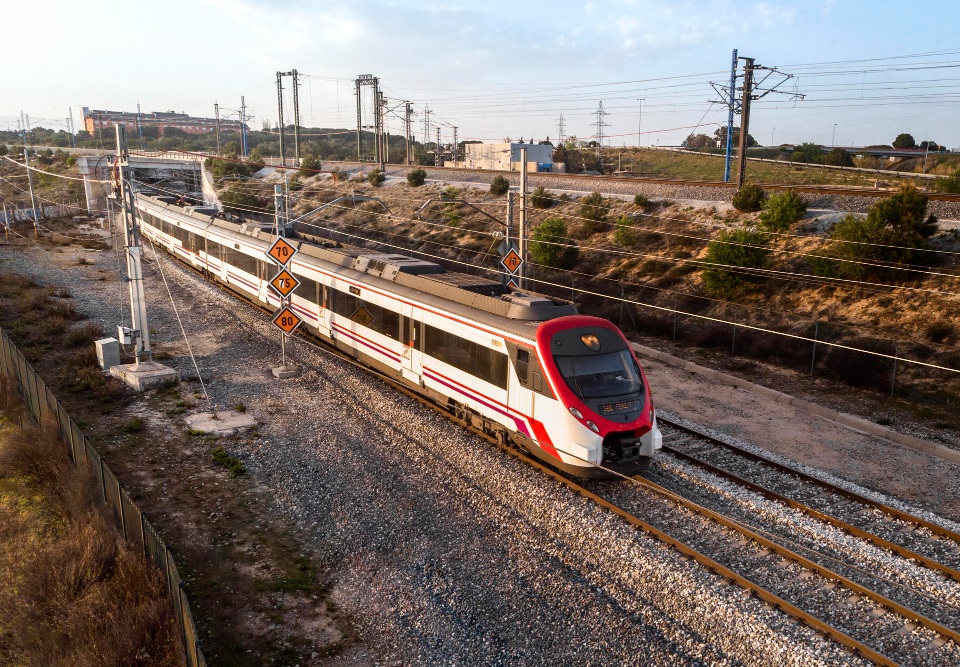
[555,349,643,400]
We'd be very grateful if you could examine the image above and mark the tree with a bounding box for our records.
[529,217,578,269]
[919,140,944,152]
[683,133,715,149]
[205,155,256,179]
[758,191,807,232]
[614,215,638,246]
[822,148,854,167]
[714,126,757,148]
[702,229,771,297]
[892,133,916,149]
[579,191,609,234]
[791,142,824,164]
[732,183,767,213]
[406,168,426,186]
[489,175,510,196]
[221,183,269,215]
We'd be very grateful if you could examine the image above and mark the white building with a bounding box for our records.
[462,142,563,173]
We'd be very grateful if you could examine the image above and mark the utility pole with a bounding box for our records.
[422,107,432,160]
[452,126,458,166]
[292,69,301,164]
[240,96,248,157]
[636,98,644,147]
[68,107,76,147]
[276,71,286,166]
[518,146,528,290]
[405,101,412,165]
[214,103,222,156]
[436,128,442,167]
[115,125,152,365]
[557,113,565,146]
[355,77,362,161]
[136,102,143,150]
[18,116,39,226]
[735,58,755,189]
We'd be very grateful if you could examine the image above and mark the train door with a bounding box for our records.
[399,309,422,385]
[317,284,332,339]
[509,345,534,425]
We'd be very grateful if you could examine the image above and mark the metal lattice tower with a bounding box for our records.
[557,113,565,146]
[592,102,608,161]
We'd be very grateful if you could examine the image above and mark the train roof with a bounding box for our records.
[138,195,579,339]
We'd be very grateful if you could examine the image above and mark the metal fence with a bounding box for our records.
[0,327,206,667]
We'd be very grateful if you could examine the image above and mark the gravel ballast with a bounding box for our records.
[0,238,874,666]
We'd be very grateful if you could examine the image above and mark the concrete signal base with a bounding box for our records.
[271,363,301,380]
[110,361,180,392]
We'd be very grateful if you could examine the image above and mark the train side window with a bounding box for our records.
[532,372,544,393]
[516,349,530,387]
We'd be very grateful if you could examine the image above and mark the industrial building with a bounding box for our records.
[81,107,244,137]
[462,142,563,172]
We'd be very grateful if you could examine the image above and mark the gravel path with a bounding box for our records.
[0,238,870,666]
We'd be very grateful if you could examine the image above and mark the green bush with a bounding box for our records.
[702,229,771,296]
[530,185,552,209]
[367,169,386,186]
[732,183,767,212]
[634,193,651,208]
[757,190,807,232]
[813,186,938,279]
[529,217,579,269]
[613,215,638,246]
[407,168,426,187]
[490,175,510,196]
[299,153,322,174]
[936,171,960,194]
[212,447,247,477]
[579,191,609,234]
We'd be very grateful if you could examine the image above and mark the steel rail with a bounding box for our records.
[659,417,960,547]
[139,225,924,665]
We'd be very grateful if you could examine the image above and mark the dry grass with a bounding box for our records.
[0,413,182,666]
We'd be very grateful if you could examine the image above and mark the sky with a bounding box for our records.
[5,0,960,149]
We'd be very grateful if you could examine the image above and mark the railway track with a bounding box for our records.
[322,159,960,203]
[143,243,960,665]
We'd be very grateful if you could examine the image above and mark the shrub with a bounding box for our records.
[634,193,651,208]
[613,215,638,246]
[121,417,144,433]
[936,171,960,194]
[701,229,771,296]
[212,447,247,477]
[530,185,553,209]
[490,175,510,195]
[816,185,938,279]
[579,191,609,234]
[925,320,954,344]
[367,169,385,186]
[529,217,579,269]
[441,186,461,200]
[732,183,767,212]
[407,168,426,187]
[299,153,322,174]
[757,190,807,232]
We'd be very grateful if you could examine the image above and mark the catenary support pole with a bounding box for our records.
[276,71,286,166]
[736,57,755,189]
[115,125,152,366]
[724,48,737,183]
[519,146,528,290]
[292,69,301,164]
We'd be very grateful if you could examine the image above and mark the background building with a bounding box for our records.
[81,107,244,136]
[463,142,562,172]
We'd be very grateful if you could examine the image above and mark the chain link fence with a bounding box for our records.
[0,326,206,667]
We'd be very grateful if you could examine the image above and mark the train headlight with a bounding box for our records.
[586,420,600,434]
[569,407,584,420]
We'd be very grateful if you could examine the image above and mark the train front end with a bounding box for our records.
[534,316,662,477]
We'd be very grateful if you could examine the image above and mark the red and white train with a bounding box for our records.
[135,195,662,477]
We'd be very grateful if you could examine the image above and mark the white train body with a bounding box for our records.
[135,196,662,477]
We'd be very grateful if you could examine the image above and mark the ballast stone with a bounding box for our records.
[110,360,180,392]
